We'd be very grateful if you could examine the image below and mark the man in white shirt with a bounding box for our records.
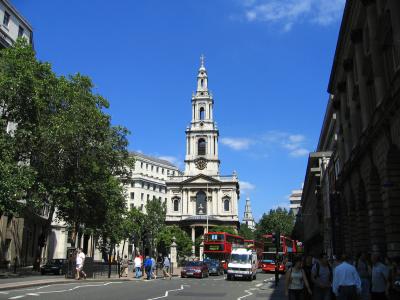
[332,254,361,300]
[75,248,87,280]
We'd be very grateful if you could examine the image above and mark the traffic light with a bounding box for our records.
[272,231,280,249]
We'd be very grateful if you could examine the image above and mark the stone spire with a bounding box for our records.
[243,197,255,230]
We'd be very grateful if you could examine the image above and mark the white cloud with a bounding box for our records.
[241,0,345,31]
[221,137,254,150]
[289,148,309,157]
[221,131,309,158]
[240,181,256,191]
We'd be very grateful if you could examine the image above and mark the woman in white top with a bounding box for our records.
[285,257,312,300]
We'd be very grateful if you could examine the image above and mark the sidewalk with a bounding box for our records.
[0,267,183,291]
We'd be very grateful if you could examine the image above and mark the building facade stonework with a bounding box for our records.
[296,0,400,258]
[166,58,240,252]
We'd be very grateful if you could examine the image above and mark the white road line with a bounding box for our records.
[146,284,189,300]
[237,287,258,300]
[7,282,123,299]
[213,277,226,281]
[255,283,263,287]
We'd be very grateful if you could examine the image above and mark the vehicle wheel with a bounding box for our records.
[253,274,256,280]
[41,271,45,275]
[200,272,203,279]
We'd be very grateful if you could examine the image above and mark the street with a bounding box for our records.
[0,272,285,300]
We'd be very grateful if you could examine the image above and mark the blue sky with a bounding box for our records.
[13,0,345,221]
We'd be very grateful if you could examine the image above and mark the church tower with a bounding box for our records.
[185,55,220,176]
[243,197,256,230]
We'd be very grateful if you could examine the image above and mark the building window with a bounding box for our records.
[162,168,164,174]
[147,194,150,201]
[198,138,206,155]
[130,181,135,188]
[173,198,180,212]
[141,181,144,188]
[130,203,134,210]
[140,162,143,168]
[140,204,143,211]
[223,197,230,212]
[141,193,144,200]
[151,165,154,171]
[159,197,162,201]
[18,26,24,38]
[3,11,10,27]
[200,107,205,120]
[196,191,207,215]
[157,167,159,172]
[159,186,162,192]
[130,192,134,199]
[146,164,148,170]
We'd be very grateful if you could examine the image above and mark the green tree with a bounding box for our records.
[239,223,255,240]
[255,207,295,239]
[209,225,236,235]
[120,207,146,255]
[157,225,192,257]
[0,40,134,269]
[145,197,166,255]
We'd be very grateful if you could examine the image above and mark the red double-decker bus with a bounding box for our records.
[260,234,296,273]
[203,232,244,271]
[244,239,264,267]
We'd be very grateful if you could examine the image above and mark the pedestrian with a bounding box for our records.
[120,255,129,277]
[134,254,142,279]
[356,252,371,300]
[151,255,157,279]
[303,255,314,300]
[370,254,390,300]
[144,255,152,280]
[75,248,87,280]
[332,254,361,300]
[163,255,172,280]
[389,257,400,300]
[157,253,163,273]
[311,253,333,300]
[285,256,313,300]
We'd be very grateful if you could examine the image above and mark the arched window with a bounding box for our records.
[196,191,207,215]
[173,198,179,212]
[223,197,230,212]
[198,138,206,155]
[199,107,205,120]
[201,78,204,87]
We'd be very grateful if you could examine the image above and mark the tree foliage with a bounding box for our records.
[255,207,295,239]
[239,223,255,240]
[145,197,166,254]
[157,225,192,257]
[209,225,236,235]
[0,39,134,268]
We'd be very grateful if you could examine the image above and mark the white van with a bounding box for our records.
[227,248,258,280]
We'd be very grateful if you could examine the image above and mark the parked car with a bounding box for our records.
[40,259,67,275]
[204,259,224,275]
[181,261,209,278]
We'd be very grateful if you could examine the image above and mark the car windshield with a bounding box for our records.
[205,261,219,267]
[230,254,250,264]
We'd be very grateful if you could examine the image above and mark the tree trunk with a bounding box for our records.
[107,245,114,278]
[33,202,55,271]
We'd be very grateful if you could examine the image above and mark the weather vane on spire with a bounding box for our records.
[200,54,205,68]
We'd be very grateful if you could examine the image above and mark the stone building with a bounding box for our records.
[126,152,181,213]
[289,188,303,216]
[0,0,32,49]
[296,0,400,258]
[166,57,240,253]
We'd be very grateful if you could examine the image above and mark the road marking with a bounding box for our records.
[7,282,123,299]
[255,283,263,287]
[237,287,258,300]
[146,284,190,300]
[213,277,226,281]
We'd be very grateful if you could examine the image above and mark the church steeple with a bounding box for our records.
[196,54,209,95]
[243,197,255,230]
[184,56,220,176]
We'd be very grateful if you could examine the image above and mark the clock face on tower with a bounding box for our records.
[195,158,207,170]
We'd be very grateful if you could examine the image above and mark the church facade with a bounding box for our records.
[165,57,240,251]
